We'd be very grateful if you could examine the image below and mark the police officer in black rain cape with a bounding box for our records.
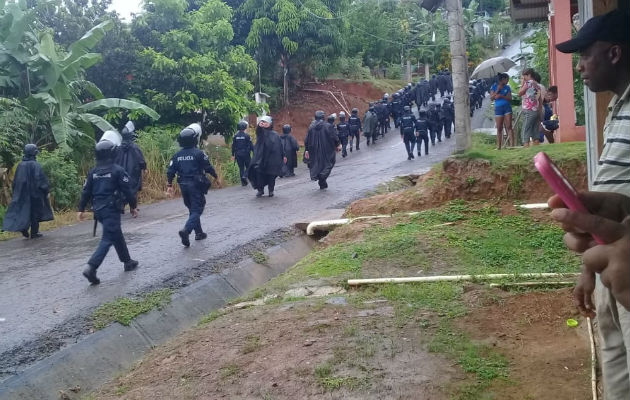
[248,116,285,197]
[2,144,53,238]
[167,123,218,247]
[114,121,146,212]
[304,111,340,189]
[280,124,299,177]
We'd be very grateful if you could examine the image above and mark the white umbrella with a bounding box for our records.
[471,56,517,79]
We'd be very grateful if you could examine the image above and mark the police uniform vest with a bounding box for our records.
[233,131,252,157]
[400,114,415,136]
[415,119,430,133]
[348,116,361,134]
[337,122,350,138]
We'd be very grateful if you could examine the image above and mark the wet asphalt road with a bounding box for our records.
[0,95,490,375]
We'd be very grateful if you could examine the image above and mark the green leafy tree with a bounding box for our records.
[241,0,345,105]
[0,1,158,151]
[130,0,259,139]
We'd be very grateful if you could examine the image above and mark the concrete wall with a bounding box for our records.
[549,0,586,142]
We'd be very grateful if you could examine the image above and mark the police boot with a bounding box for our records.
[268,191,274,197]
[318,179,328,190]
[82,265,100,285]
[179,230,191,247]
[21,230,29,238]
[256,189,264,198]
[31,232,43,239]
[195,232,208,240]
[241,178,248,186]
[407,154,412,161]
[124,259,139,271]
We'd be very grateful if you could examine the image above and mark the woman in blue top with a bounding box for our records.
[490,72,514,149]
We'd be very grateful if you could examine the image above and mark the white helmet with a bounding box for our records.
[99,130,122,147]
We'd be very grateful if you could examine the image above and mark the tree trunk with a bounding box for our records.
[282,54,289,106]
[406,60,412,83]
[446,0,471,153]
[425,63,430,80]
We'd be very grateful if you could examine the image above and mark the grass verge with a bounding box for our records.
[91,288,173,330]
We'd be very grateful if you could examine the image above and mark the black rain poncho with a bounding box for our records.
[114,140,146,194]
[2,156,53,232]
[248,127,285,189]
[304,120,340,181]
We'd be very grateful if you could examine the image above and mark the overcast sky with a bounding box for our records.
[109,0,143,22]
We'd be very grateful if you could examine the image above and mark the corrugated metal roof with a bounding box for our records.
[510,0,549,23]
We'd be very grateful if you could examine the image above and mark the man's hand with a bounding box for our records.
[574,270,596,318]
[582,217,630,311]
[131,208,139,218]
[549,192,630,252]
[231,156,235,161]
[166,186,174,198]
[336,145,342,152]
[304,151,309,160]
[77,212,85,221]
[283,157,287,164]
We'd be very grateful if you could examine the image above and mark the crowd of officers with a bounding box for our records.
[2,69,488,285]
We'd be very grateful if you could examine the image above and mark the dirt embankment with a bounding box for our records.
[347,157,588,216]
[270,80,388,144]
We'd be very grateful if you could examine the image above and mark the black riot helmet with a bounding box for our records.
[315,110,325,120]
[403,106,411,113]
[237,121,248,131]
[339,111,346,121]
[23,144,38,157]
[368,102,374,111]
[393,92,400,99]
[351,108,358,115]
[282,124,292,134]
[95,140,117,162]
[177,127,199,148]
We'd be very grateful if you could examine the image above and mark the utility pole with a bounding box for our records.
[445,0,471,152]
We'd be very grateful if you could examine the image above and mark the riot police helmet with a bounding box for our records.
[121,121,135,140]
[339,111,346,120]
[282,124,292,134]
[95,139,117,161]
[327,113,336,123]
[177,127,199,148]
[237,120,248,131]
[351,108,358,115]
[383,93,389,100]
[403,106,411,113]
[100,130,122,147]
[23,144,38,157]
[393,92,400,98]
[315,110,325,120]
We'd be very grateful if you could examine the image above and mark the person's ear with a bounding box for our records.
[609,44,622,66]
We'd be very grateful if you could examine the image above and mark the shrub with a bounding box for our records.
[0,204,6,227]
[136,125,180,202]
[38,150,82,210]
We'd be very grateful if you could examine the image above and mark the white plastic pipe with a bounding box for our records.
[306,219,350,235]
[517,203,549,209]
[347,273,580,286]
[305,212,418,236]
[587,317,598,400]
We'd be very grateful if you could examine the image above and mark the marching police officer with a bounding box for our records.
[348,108,362,151]
[398,106,417,160]
[442,97,455,139]
[232,121,254,186]
[336,111,350,157]
[363,104,378,146]
[390,93,403,128]
[428,103,442,144]
[78,135,139,285]
[166,124,218,248]
[415,110,430,157]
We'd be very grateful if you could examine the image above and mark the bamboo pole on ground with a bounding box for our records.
[347,273,580,286]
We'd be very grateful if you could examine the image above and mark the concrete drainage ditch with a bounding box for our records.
[0,233,317,400]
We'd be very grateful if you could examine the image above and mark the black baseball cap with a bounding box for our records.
[556,9,629,53]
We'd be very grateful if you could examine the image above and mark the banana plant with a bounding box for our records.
[0,1,159,152]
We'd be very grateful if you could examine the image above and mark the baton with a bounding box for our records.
[93,218,98,237]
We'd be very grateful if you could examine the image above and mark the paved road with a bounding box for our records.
[0,95,490,377]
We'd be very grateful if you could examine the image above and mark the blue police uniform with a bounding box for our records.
[232,130,254,185]
[398,112,417,160]
[415,118,430,156]
[348,114,362,151]
[167,147,217,239]
[336,120,350,157]
[79,162,136,270]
